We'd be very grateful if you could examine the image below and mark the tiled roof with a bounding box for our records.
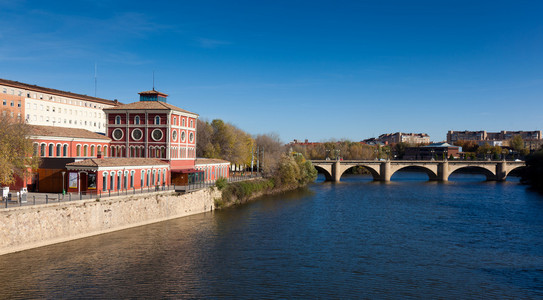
[103,101,198,115]
[195,158,230,165]
[138,90,168,96]
[29,125,111,140]
[67,158,169,168]
[0,78,120,106]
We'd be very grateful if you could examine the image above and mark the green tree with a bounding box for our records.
[510,135,529,156]
[0,112,40,186]
[521,148,543,192]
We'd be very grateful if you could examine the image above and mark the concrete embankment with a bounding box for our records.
[0,188,219,256]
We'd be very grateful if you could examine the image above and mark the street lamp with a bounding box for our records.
[325,149,331,160]
[61,171,66,194]
[430,149,435,161]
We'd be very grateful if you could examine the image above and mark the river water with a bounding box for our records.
[1,172,543,299]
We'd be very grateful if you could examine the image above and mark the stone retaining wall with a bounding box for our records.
[0,188,219,256]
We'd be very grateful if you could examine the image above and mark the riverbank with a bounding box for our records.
[0,188,219,256]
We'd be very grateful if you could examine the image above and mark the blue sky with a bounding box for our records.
[1,1,542,142]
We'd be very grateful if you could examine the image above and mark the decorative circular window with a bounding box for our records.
[181,131,186,142]
[152,129,163,141]
[172,130,177,141]
[131,129,143,141]
[189,132,194,142]
[112,129,123,140]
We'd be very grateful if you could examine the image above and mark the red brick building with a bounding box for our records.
[103,90,200,186]
[66,157,170,194]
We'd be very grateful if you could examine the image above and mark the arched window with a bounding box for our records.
[123,171,128,190]
[156,148,160,158]
[182,118,185,126]
[163,168,167,185]
[83,145,88,157]
[117,171,122,190]
[115,115,121,124]
[157,169,161,186]
[76,145,81,157]
[135,115,140,125]
[152,170,156,185]
[63,144,68,157]
[155,115,160,125]
[56,144,61,157]
[110,172,115,191]
[97,145,101,155]
[91,145,95,156]
[141,170,145,187]
[103,172,108,191]
[33,143,39,156]
[48,144,54,157]
[146,170,150,187]
[103,146,108,157]
[130,171,135,188]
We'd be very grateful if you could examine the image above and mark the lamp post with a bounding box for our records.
[61,171,66,194]
[326,149,331,160]
[487,150,491,161]
[335,149,341,161]
[431,149,435,161]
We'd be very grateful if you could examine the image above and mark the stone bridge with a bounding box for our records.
[311,160,526,182]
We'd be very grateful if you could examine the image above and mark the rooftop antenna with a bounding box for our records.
[152,71,155,91]
[94,63,97,97]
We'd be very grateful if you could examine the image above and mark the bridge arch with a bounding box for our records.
[448,166,496,181]
[339,165,381,181]
[389,165,438,181]
[504,165,525,178]
[313,165,333,181]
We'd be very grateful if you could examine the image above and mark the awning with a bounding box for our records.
[171,168,204,174]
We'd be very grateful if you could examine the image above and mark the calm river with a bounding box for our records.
[1,172,543,299]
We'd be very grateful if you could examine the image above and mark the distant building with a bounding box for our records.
[0,78,119,134]
[447,130,542,145]
[404,143,461,160]
[377,132,430,145]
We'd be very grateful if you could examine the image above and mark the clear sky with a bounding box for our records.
[1,1,542,143]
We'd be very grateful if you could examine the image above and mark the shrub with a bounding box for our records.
[215,177,228,190]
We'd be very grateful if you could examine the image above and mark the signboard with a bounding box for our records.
[88,173,97,189]
[69,172,78,188]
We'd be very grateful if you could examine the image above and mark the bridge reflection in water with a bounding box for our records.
[311,160,526,182]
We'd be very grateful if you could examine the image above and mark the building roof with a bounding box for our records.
[138,90,168,97]
[103,100,198,116]
[67,158,169,168]
[195,158,230,165]
[28,125,111,140]
[423,143,456,148]
[0,78,119,106]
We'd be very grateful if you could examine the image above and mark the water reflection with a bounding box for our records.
[1,172,542,298]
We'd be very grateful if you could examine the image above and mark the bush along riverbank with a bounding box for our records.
[521,148,543,193]
[214,154,318,208]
